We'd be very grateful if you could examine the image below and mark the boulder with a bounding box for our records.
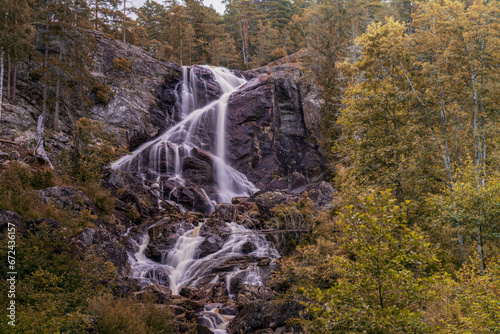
[179,286,210,301]
[236,285,275,306]
[306,181,335,208]
[75,228,130,276]
[182,156,213,184]
[198,235,225,258]
[145,218,192,262]
[166,183,214,214]
[227,297,306,334]
[214,203,239,222]
[25,218,61,232]
[254,191,293,220]
[0,211,25,236]
[37,186,101,224]
[134,283,173,303]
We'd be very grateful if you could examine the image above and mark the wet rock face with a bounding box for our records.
[226,75,277,189]
[146,219,194,262]
[198,219,231,257]
[225,73,326,189]
[165,182,214,215]
[190,66,224,107]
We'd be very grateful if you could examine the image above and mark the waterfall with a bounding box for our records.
[128,222,280,333]
[112,66,258,209]
[129,222,279,292]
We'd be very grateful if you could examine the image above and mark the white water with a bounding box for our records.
[128,222,280,332]
[199,304,235,334]
[112,66,257,207]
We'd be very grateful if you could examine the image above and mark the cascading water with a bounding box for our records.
[128,222,280,333]
[111,66,258,209]
[119,66,276,333]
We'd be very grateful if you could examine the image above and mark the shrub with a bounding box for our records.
[71,118,126,184]
[0,162,43,217]
[271,47,288,61]
[81,182,115,216]
[93,82,115,105]
[267,193,319,254]
[112,57,132,74]
[88,294,176,334]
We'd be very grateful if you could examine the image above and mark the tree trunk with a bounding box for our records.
[7,53,10,101]
[476,219,485,273]
[123,0,126,43]
[36,115,54,169]
[0,48,3,120]
[54,45,63,130]
[43,46,48,119]
[95,0,99,30]
[11,64,16,102]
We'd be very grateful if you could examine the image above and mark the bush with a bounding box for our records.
[71,118,126,184]
[0,162,44,217]
[271,47,288,61]
[267,193,319,254]
[93,81,115,105]
[88,294,176,334]
[112,57,132,74]
[81,182,115,216]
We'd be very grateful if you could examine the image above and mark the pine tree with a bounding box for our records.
[1,0,34,104]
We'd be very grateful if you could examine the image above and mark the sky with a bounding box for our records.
[132,0,226,14]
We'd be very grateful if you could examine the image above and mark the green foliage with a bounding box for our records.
[267,193,320,254]
[0,162,48,217]
[112,57,132,74]
[427,162,500,268]
[301,190,437,333]
[88,294,175,334]
[0,223,118,333]
[81,181,115,216]
[70,118,125,184]
[93,81,116,105]
[271,233,341,291]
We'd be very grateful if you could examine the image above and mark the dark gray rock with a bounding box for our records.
[241,241,256,254]
[306,181,335,208]
[236,285,275,306]
[214,203,239,222]
[0,211,25,235]
[198,235,225,258]
[227,297,306,334]
[37,186,102,224]
[76,228,130,277]
[220,304,240,316]
[182,156,213,184]
[254,191,294,220]
[25,218,61,232]
[134,283,172,303]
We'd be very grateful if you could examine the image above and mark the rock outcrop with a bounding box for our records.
[227,297,306,334]
[76,227,130,277]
